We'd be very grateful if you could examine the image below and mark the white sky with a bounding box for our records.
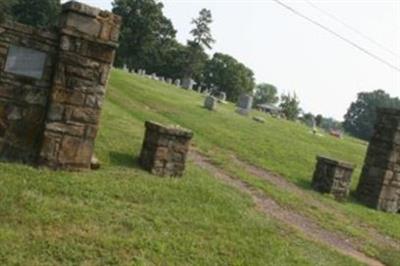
[63,0,400,120]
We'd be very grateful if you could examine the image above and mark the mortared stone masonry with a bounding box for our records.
[356,108,400,212]
[0,1,121,170]
[311,156,355,201]
[139,121,193,177]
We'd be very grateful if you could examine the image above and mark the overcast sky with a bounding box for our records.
[63,0,400,120]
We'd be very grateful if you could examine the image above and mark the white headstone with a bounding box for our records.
[182,77,196,90]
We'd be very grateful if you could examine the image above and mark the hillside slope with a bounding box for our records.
[0,69,399,265]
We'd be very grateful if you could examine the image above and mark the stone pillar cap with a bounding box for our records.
[62,1,102,17]
[145,121,193,138]
[316,155,356,169]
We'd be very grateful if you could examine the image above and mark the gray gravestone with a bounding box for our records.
[5,46,47,79]
[204,96,217,111]
[166,78,172,84]
[236,94,253,115]
[219,92,227,101]
[182,77,196,90]
[174,79,181,87]
[237,94,253,110]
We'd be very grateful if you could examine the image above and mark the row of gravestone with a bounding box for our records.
[204,93,253,116]
[125,67,234,102]
[124,67,203,91]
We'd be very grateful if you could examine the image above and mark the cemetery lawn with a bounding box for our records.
[0,69,398,265]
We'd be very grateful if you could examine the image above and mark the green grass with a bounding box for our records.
[0,69,398,265]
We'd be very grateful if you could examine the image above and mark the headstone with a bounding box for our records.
[174,79,181,87]
[204,96,217,111]
[166,78,172,84]
[139,121,193,177]
[159,76,165,82]
[182,77,196,90]
[219,92,227,102]
[236,94,253,115]
[311,156,355,201]
[151,73,157,80]
[123,64,128,71]
[356,108,400,212]
[312,117,317,134]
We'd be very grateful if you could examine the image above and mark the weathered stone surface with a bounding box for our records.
[204,96,217,111]
[139,121,193,177]
[237,94,253,110]
[236,94,253,116]
[356,108,400,212]
[312,156,355,201]
[0,1,121,170]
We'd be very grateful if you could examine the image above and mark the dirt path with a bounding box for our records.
[190,150,384,266]
[230,154,400,251]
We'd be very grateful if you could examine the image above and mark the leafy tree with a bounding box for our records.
[184,8,214,80]
[10,0,60,27]
[0,0,14,23]
[203,53,255,101]
[301,112,315,127]
[254,83,279,105]
[320,117,342,131]
[112,0,177,71]
[343,89,400,140]
[315,114,323,127]
[279,92,301,121]
[190,8,215,49]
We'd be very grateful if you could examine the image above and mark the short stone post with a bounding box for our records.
[311,156,355,201]
[204,96,217,111]
[38,1,121,170]
[356,108,400,212]
[139,121,193,177]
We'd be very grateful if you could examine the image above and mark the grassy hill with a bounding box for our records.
[0,69,399,265]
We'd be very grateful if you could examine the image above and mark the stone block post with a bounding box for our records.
[356,108,400,212]
[139,121,193,177]
[311,156,355,201]
[38,1,121,170]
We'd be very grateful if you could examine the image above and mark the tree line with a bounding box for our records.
[1,0,398,141]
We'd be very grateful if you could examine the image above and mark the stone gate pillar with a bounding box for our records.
[38,1,121,170]
[356,108,400,212]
